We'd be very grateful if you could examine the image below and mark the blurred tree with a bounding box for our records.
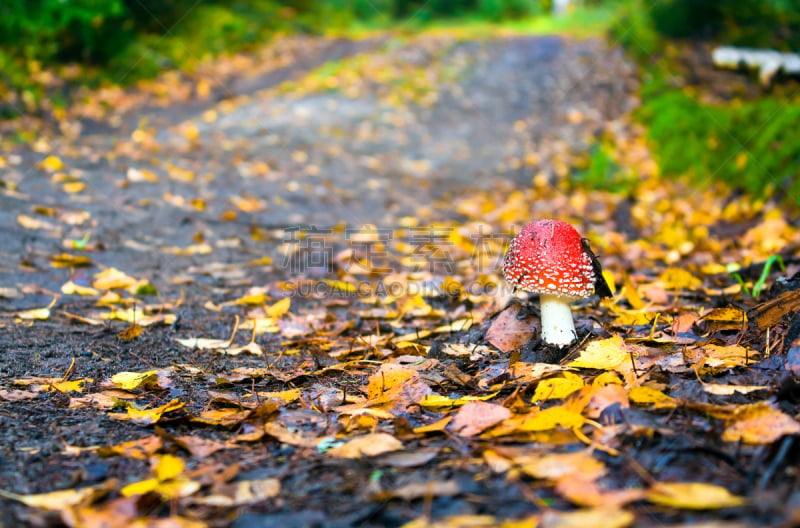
[650,0,800,49]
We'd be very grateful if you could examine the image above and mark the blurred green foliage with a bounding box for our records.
[572,143,636,194]
[611,0,800,52]
[609,0,800,206]
[0,0,548,113]
[638,82,800,204]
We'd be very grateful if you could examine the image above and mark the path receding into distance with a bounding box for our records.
[0,33,637,303]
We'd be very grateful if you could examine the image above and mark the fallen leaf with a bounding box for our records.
[109,370,172,391]
[646,482,746,509]
[327,433,403,458]
[109,399,185,425]
[568,335,629,370]
[485,303,537,352]
[517,451,606,481]
[532,372,584,402]
[448,401,511,436]
[190,478,280,506]
[0,481,113,511]
[628,385,676,408]
[97,436,164,459]
[374,480,460,501]
[660,268,702,290]
[539,507,634,528]
[721,401,800,444]
[555,477,645,507]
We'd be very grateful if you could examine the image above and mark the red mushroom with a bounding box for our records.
[503,219,611,346]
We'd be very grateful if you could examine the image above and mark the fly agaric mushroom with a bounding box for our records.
[503,219,612,347]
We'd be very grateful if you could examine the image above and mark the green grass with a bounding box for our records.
[606,0,800,206]
[638,84,800,205]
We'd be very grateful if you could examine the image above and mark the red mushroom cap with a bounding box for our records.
[503,219,596,298]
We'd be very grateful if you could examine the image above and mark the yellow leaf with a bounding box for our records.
[398,294,432,317]
[368,364,418,399]
[127,167,159,182]
[326,433,403,458]
[111,369,171,391]
[97,436,163,459]
[402,514,499,528]
[539,508,634,528]
[432,319,473,334]
[232,292,268,306]
[628,386,676,408]
[17,214,55,230]
[0,486,98,510]
[516,406,587,432]
[646,482,746,510]
[266,297,291,318]
[118,323,144,340]
[183,124,200,140]
[62,181,86,193]
[101,308,174,327]
[121,477,159,497]
[111,399,185,425]
[700,344,758,369]
[568,335,628,370]
[47,379,88,393]
[15,307,51,320]
[659,268,702,290]
[555,478,645,508]
[39,155,64,172]
[61,280,100,296]
[592,372,623,387]
[110,370,163,390]
[240,317,280,335]
[418,392,499,410]
[154,454,185,481]
[722,401,800,444]
[163,243,212,255]
[532,372,584,402]
[151,478,201,500]
[518,451,606,481]
[51,253,92,268]
[258,388,303,403]
[166,165,195,182]
[93,267,137,290]
[701,306,747,323]
[613,310,658,326]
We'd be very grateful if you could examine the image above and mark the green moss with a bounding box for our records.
[638,79,800,204]
[571,142,637,193]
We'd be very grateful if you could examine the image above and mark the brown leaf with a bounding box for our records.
[722,401,800,444]
[448,401,511,437]
[117,323,144,340]
[378,447,440,468]
[748,289,800,329]
[485,303,537,352]
[373,480,460,501]
[327,433,403,458]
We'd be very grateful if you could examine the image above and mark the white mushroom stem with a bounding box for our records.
[539,293,578,346]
